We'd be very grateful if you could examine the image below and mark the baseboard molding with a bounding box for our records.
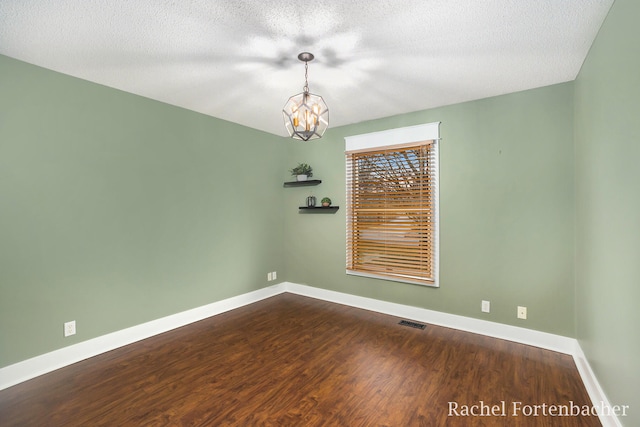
[282,282,576,354]
[1,281,621,426]
[282,282,622,427]
[0,284,285,391]
[572,342,624,427]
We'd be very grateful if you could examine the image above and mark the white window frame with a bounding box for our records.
[345,122,440,287]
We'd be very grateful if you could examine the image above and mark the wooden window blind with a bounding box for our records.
[346,140,438,286]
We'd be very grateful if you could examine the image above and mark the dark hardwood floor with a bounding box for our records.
[0,293,600,426]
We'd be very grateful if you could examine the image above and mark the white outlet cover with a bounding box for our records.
[272,271,277,280]
[64,320,76,337]
[517,306,527,319]
[481,300,490,313]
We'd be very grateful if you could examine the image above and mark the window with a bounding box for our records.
[345,123,440,287]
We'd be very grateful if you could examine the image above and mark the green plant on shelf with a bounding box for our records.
[289,163,313,178]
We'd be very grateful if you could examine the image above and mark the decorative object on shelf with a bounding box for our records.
[289,163,313,181]
[282,52,329,141]
[306,196,316,207]
[321,197,332,207]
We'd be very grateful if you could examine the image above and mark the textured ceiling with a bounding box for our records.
[0,0,613,137]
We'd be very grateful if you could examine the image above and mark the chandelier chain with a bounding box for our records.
[303,61,309,94]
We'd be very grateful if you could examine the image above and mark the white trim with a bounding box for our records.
[281,282,623,427]
[345,122,441,151]
[0,285,285,391]
[344,122,441,287]
[432,138,440,286]
[282,282,574,353]
[0,281,622,426]
[573,342,625,427]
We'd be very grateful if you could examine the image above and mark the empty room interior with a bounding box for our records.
[0,1,638,426]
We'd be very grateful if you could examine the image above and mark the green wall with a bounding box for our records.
[284,83,576,336]
[2,5,637,421]
[574,0,640,424]
[0,55,286,367]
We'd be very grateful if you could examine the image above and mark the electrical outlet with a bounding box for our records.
[272,271,277,280]
[481,300,490,313]
[267,272,273,281]
[64,320,76,337]
[517,306,527,320]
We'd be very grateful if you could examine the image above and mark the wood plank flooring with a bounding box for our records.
[0,293,600,426]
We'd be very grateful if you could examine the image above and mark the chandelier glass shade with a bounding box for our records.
[282,52,329,141]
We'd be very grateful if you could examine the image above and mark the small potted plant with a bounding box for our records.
[290,163,313,181]
[321,197,332,207]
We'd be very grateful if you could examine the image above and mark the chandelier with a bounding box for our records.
[282,52,329,141]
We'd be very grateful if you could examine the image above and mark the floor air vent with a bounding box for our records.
[398,320,426,330]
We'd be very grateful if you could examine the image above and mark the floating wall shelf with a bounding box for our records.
[298,206,339,213]
[283,179,322,187]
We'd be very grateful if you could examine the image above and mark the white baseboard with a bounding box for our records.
[281,282,623,427]
[0,281,621,426]
[0,284,285,391]
[282,282,576,354]
[572,342,625,427]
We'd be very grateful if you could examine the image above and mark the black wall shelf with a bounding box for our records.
[299,206,339,213]
[284,179,322,187]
